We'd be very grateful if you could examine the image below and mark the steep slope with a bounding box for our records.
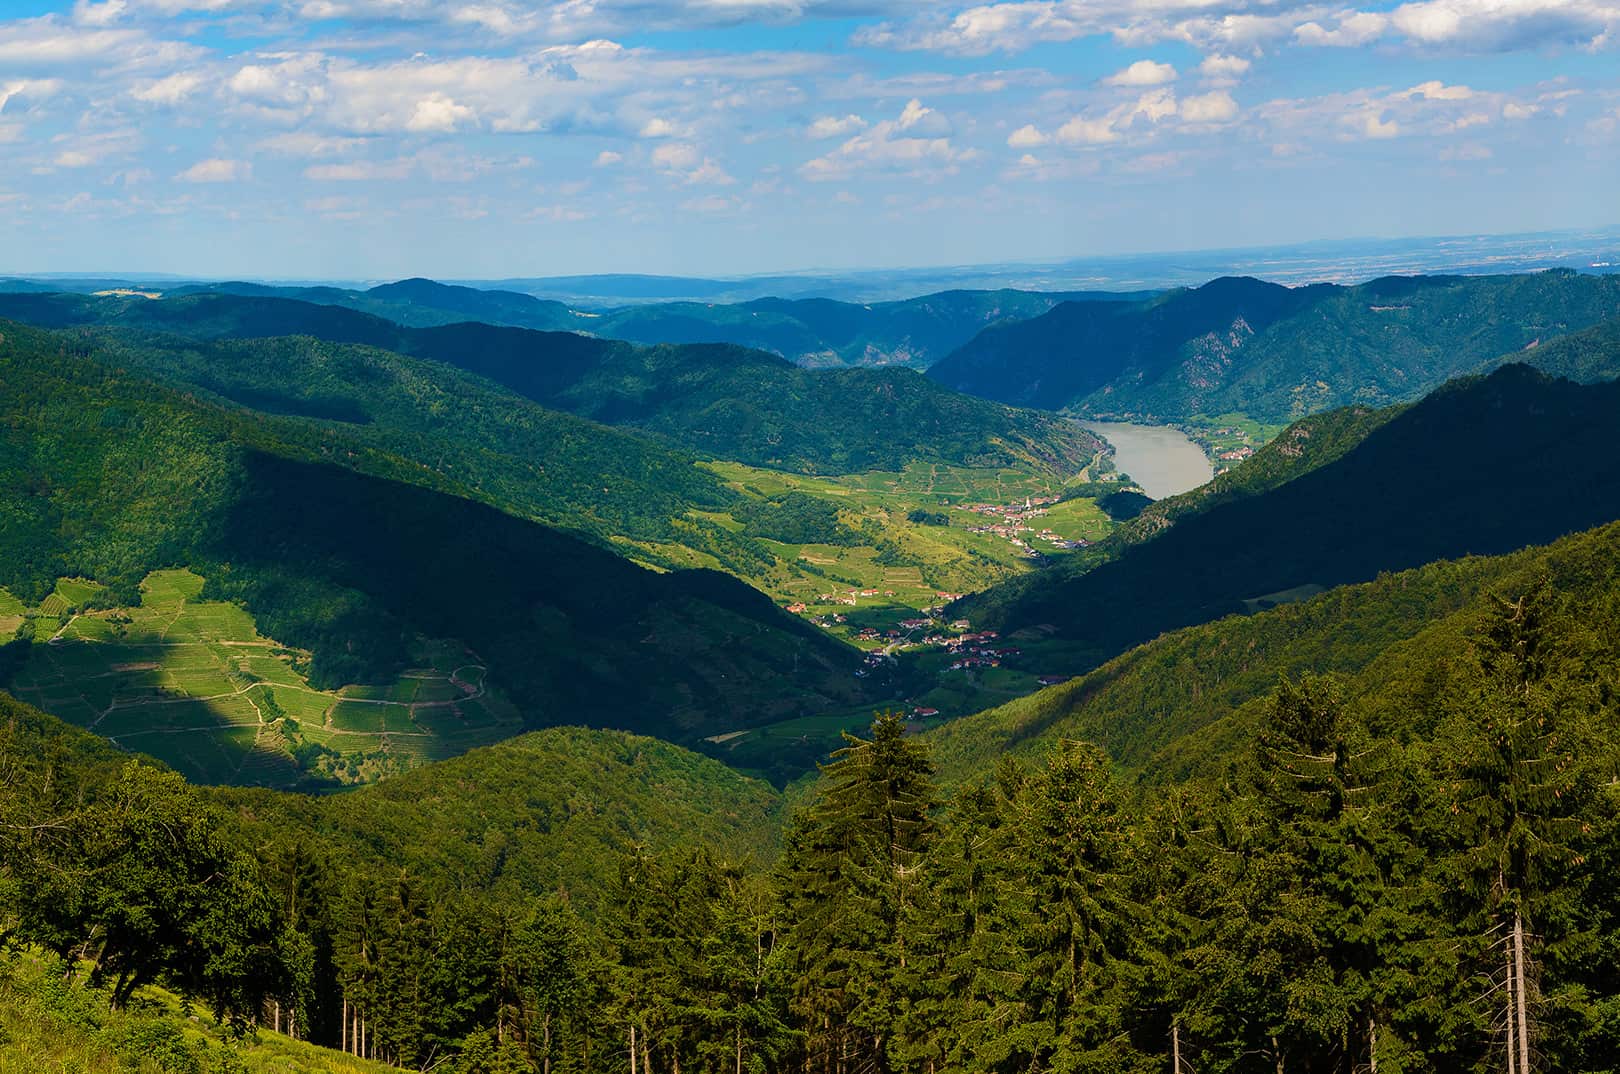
[0,292,1100,476]
[956,365,1620,669]
[0,321,876,782]
[53,327,774,577]
[930,270,1620,420]
[929,517,1620,790]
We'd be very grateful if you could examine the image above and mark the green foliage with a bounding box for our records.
[0,321,879,756]
[1510,314,1620,383]
[733,492,855,545]
[216,725,784,905]
[776,713,937,1072]
[957,365,1620,681]
[0,292,1102,478]
[7,530,1620,1073]
[931,269,1620,421]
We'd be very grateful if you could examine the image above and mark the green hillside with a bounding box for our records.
[0,290,1100,477]
[11,534,1620,1073]
[0,320,879,785]
[956,364,1620,670]
[41,326,780,579]
[930,269,1620,420]
[929,519,1613,787]
[1503,312,1620,382]
[218,724,783,903]
[172,276,588,331]
[588,288,1107,368]
[155,277,1122,369]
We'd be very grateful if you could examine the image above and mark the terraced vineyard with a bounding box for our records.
[704,459,1115,630]
[1,570,520,788]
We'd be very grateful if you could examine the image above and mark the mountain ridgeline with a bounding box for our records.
[160,276,1136,368]
[930,269,1620,420]
[0,291,1100,476]
[0,320,876,753]
[10,264,1620,1074]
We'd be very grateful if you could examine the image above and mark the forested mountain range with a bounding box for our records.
[0,319,881,776]
[954,363,1620,670]
[0,291,1100,476]
[929,269,1620,420]
[10,265,1620,1074]
[27,275,1141,369]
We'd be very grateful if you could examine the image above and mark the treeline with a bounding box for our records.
[5,573,1620,1072]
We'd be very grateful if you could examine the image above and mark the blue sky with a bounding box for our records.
[0,0,1616,279]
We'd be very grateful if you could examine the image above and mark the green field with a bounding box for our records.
[1177,412,1290,472]
[2,570,521,788]
[704,459,1115,637]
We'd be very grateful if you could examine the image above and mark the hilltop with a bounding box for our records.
[929,270,1620,420]
[0,290,1100,476]
[116,276,1137,369]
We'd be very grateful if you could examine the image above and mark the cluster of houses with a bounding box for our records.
[1216,445,1256,462]
[943,630,1023,671]
[957,496,1090,555]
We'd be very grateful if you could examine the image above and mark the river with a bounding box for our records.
[1079,421,1213,500]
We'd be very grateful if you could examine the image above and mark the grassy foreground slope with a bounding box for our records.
[0,949,391,1074]
[0,320,877,783]
[955,364,1620,669]
[0,291,1100,476]
[930,269,1620,420]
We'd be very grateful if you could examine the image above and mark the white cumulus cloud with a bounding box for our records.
[807,114,865,139]
[1104,59,1177,87]
[177,157,249,182]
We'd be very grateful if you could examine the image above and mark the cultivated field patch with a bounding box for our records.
[3,569,521,788]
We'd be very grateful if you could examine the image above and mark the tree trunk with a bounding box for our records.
[1368,1014,1377,1074]
[1271,1035,1284,1074]
[341,998,348,1055]
[1172,1023,1181,1074]
[1506,935,1518,1074]
[1514,911,1531,1074]
[736,1024,743,1074]
[631,1024,639,1074]
[543,1012,553,1074]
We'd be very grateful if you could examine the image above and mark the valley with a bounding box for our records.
[12,0,1620,1066]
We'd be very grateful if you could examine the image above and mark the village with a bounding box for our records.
[956,495,1091,555]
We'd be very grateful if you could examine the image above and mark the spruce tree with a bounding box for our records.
[777,712,937,1074]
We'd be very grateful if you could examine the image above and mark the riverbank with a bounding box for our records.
[1079,421,1214,500]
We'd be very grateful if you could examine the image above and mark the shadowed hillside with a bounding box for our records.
[930,269,1620,420]
[956,364,1620,670]
[0,291,1101,476]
